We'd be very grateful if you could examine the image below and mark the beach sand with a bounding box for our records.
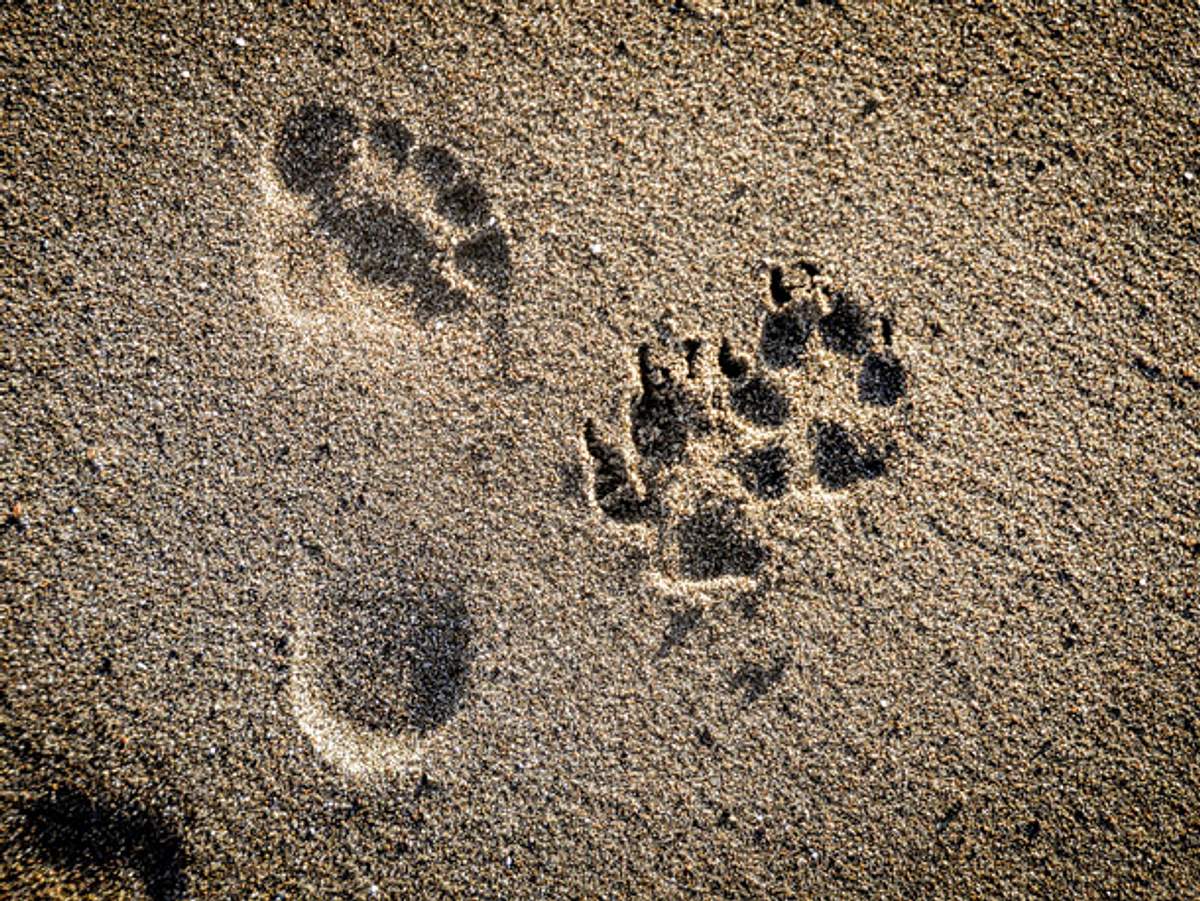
[2,1,1197,896]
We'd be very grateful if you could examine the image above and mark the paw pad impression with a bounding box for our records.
[584,264,909,584]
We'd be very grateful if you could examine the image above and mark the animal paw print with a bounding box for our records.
[584,264,908,584]
[272,103,511,319]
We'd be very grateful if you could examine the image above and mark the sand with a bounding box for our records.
[2,1,1198,897]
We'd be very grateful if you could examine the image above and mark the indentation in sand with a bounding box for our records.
[250,102,499,779]
[251,102,511,342]
[287,570,472,779]
[581,263,912,591]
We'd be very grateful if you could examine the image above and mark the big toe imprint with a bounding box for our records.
[261,102,512,325]
[274,102,358,195]
[289,569,473,778]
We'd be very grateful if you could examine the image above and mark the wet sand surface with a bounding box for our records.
[2,2,1198,896]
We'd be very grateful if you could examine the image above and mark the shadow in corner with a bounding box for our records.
[18,785,187,901]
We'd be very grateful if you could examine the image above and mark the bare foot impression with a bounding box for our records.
[259,102,501,778]
[256,102,512,335]
[583,264,908,590]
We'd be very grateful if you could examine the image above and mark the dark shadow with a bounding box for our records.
[729,376,789,427]
[730,658,786,704]
[683,339,702,378]
[319,589,415,733]
[858,352,906,406]
[412,278,472,321]
[760,309,812,369]
[654,606,702,659]
[631,345,701,467]
[738,444,791,500]
[768,266,792,307]
[369,118,414,171]
[316,197,436,287]
[317,580,471,734]
[413,145,461,186]
[19,787,187,901]
[718,338,748,379]
[818,292,869,357]
[273,107,512,318]
[406,588,472,733]
[436,179,492,228]
[584,420,648,523]
[274,103,357,195]
[314,198,469,318]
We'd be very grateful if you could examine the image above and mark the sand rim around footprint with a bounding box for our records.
[252,102,512,342]
[583,264,910,593]
[287,567,472,779]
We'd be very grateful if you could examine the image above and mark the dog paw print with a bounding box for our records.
[583,264,908,585]
[272,103,511,320]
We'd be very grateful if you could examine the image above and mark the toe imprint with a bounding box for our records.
[264,102,513,327]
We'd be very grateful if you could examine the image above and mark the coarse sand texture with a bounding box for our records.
[2,2,1198,898]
